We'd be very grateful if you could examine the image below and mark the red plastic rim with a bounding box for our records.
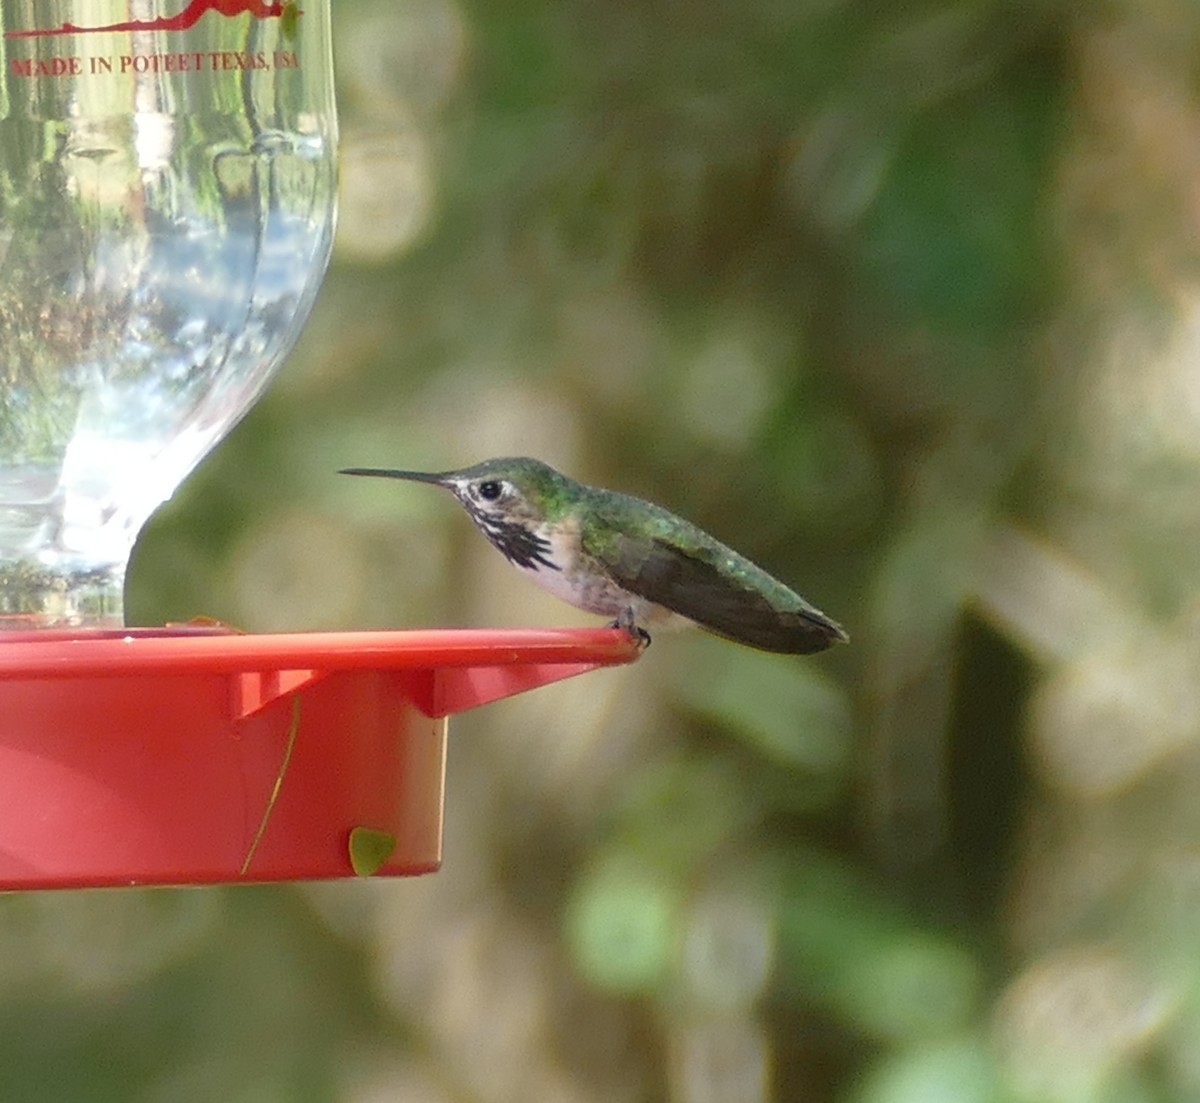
[0,626,641,678]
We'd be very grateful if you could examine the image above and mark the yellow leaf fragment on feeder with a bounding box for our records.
[168,615,247,633]
[349,827,397,877]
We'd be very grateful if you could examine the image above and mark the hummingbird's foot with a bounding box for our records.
[611,607,652,651]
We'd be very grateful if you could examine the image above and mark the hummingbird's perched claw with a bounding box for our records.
[611,606,652,650]
[341,457,848,655]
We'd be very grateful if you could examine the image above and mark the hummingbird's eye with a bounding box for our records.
[477,480,503,501]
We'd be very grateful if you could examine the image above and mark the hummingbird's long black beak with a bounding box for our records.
[339,468,449,486]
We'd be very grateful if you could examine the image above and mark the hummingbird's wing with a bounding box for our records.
[598,529,847,655]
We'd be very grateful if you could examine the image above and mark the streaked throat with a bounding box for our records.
[470,510,560,573]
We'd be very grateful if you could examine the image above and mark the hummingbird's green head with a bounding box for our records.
[340,457,577,572]
[339,456,574,528]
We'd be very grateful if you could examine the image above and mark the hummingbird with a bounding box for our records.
[339,457,848,655]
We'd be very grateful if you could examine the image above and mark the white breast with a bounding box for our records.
[515,520,691,631]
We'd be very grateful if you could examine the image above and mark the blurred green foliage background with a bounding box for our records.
[9,0,1200,1099]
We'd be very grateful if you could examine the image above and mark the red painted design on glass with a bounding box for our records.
[5,0,296,39]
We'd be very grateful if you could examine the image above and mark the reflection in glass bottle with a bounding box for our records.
[0,0,337,625]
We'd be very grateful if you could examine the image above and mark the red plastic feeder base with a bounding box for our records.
[0,627,639,890]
